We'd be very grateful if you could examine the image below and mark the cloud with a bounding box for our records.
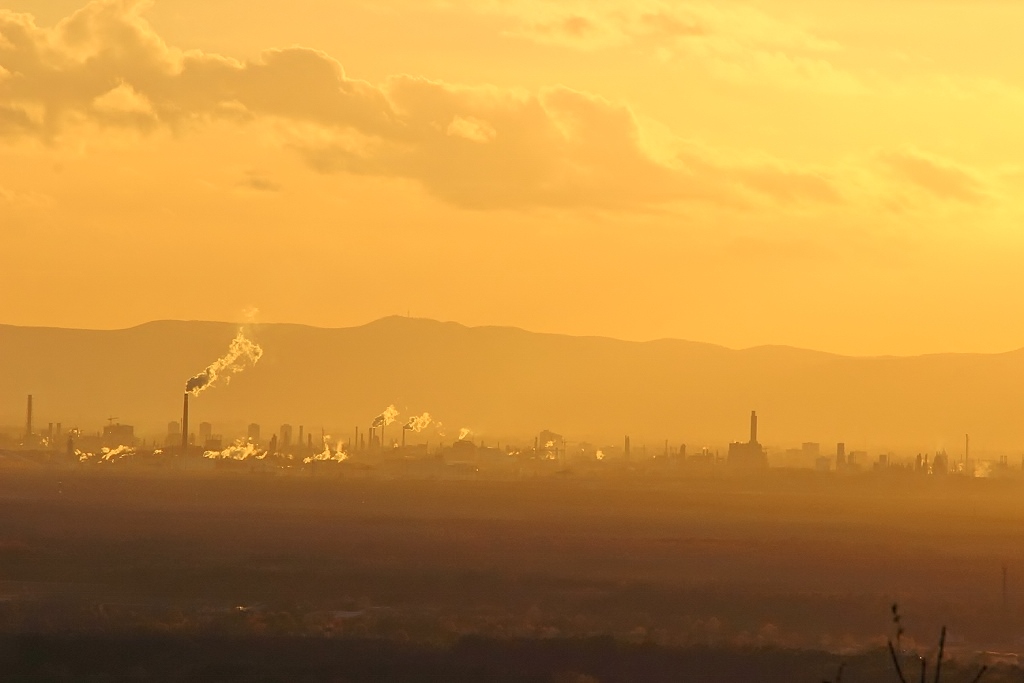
[299,79,843,209]
[0,0,844,210]
[239,171,281,192]
[446,115,497,143]
[458,0,862,94]
[879,149,991,204]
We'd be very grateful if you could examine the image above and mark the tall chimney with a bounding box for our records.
[749,411,758,444]
[181,393,189,454]
[26,394,32,438]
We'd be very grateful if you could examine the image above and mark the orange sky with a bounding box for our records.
[3,0,1024,356]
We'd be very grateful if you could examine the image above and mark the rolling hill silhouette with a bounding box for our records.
[2,317,1022,454]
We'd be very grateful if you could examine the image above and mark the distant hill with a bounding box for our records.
[1,317,1023,454]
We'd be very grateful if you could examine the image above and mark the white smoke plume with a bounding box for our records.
[371,405,399,428]
[403,413,433,432]
[101,445,137,461]
[204,441,267,461]
[303,437,348,465]
[596,450,606,460]
[458,428,472,441]
[78,446,135,462]
[154,449,163,455]
[186,329,264,396]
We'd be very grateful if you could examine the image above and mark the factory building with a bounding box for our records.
[727,411,768,469]
[102,423,136,448]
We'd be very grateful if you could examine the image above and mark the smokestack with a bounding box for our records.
[25,394,32,438]
[749,411,758,444]
[181,393,189,454]
[402,428,406,448]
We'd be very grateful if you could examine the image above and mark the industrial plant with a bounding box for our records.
[1,391,1013,482]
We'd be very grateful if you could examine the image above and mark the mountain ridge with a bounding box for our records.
[2,316,1023,452]
[3,315,1019,359]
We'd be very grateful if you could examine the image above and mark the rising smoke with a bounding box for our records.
[204,441,267,461]
[186,329,264,396]
[303,437,348,465]
[372,405,399,428]
[78,445,136,462]
[403,413,433,432]
[458,428,472,441]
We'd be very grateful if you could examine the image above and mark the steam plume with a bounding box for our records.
[204,441,267,461]
[303,437,348,465]
[403,413,433,432]
[186,329,264,396]
[78,446,136,462]
[458,428,472,441]
[101,445,136,461]
[371,405,399,428]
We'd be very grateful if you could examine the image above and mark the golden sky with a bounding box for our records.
[3,0,1024,355]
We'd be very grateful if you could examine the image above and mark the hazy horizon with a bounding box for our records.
[4,316,1024,455]
[7,315,1024,360]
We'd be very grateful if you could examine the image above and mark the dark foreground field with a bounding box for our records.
[2,463,1024,680]
[2,634,1018,683]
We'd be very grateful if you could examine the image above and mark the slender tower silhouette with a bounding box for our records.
[181,393,189,453]
[749,411,758,444]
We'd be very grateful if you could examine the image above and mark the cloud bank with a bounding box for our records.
[0,0,845,210]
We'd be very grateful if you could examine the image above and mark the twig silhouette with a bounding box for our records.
[967,665,988,683]
[889,639,909,683]
[933,626,945,683]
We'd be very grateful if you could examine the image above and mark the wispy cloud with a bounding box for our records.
[449,0,863,94]
[879,149,992,205]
